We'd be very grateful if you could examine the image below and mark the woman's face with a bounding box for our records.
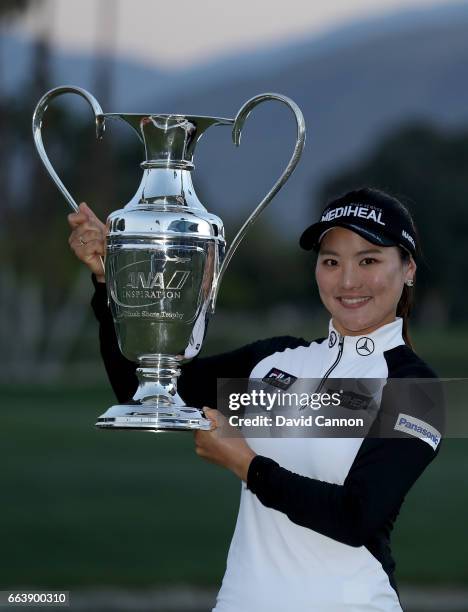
[315,227,416,336]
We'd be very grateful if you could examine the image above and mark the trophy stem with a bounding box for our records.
[133,356,182,406]
[95,356,211,431]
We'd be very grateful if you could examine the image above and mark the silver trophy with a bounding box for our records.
[32,86,305,432]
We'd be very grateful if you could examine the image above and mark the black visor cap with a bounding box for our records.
[300,221,399,252]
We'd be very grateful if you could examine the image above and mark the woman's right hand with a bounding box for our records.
[68,202,107,283]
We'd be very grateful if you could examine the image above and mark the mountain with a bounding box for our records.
[151,3,468,237]
[4,2,468,236]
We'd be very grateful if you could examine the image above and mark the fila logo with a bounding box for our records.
[401,230,415,248]
[321,204,385,226]
[355,337,374,356]
[262,368,297,390]
[127,270,191,290]
[394,413,441,450]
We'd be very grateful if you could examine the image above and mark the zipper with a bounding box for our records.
[316,334,344,393]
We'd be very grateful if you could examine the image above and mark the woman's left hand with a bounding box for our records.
[194,407,256,482]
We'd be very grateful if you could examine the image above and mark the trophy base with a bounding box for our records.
[95,404,212,432]
[96,357,212,432]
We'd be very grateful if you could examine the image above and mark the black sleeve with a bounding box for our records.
[91,277,137,404]
[247,372,444,548]
[90,275,308,407]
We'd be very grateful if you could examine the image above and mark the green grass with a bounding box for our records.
[1,384,467,589]
[393,439,468,585]
[0,386,239,588]
[411,325,468,377]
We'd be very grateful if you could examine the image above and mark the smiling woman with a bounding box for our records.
[75,186,444,612]
[307,188,418,345]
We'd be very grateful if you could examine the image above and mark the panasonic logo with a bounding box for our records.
[401,230,415,248]
[321,204,385,225]
[394,413,441,450]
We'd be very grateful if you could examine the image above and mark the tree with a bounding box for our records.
[0,0,41,224]
[0,0,33,19]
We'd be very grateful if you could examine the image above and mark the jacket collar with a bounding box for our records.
[326,317,404,356]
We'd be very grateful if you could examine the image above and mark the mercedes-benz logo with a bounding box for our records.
[328,331,337,348]
[356,336,374,356]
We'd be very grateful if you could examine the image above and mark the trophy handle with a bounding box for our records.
[32,86,105,213]
[211,93,306,307]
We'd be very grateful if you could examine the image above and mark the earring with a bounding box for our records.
[405,279,414,287]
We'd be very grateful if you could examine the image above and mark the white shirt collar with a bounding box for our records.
[326,317,404,355]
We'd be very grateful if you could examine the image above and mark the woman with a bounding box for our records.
[68,187,443,612]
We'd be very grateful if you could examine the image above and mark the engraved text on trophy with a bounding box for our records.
[107,245,209,359]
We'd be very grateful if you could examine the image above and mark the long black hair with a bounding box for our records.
[324,187,420,349]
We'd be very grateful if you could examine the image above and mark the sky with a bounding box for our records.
[14,0,467,68]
